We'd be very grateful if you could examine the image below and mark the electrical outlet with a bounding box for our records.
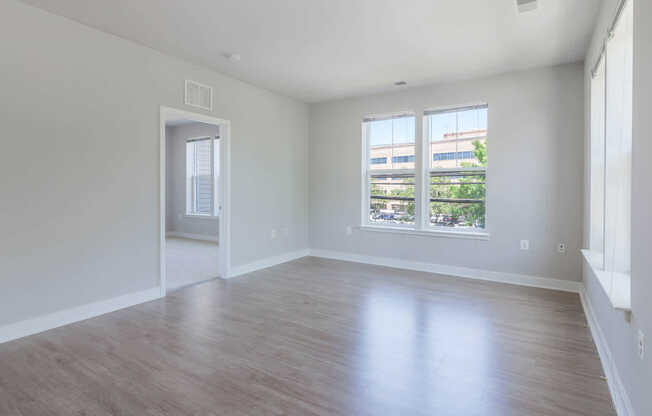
[281,227,289,237]
[557,243,567,254]
[520,240,529,250]
[639,330,645,360]
[346,226,353,236]
[271,228,278,240]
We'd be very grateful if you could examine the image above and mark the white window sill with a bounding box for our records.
[183,214,219,220]
[358,225,490,240]
[581,249,631,311]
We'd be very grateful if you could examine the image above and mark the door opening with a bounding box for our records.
[159,107,230,295]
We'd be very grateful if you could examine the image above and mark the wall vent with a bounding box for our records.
[517,0,537,13]
[185,80,213,111]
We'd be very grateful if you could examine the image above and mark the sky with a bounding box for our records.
[368,107,488,146]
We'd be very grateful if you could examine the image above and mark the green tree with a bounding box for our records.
[431,140,486,227]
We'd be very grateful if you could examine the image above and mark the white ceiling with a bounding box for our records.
[20,0,602,102]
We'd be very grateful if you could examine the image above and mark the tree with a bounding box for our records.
[430,140,486,227]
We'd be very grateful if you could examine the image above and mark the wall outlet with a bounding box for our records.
[271,228,278,240]
[345,226,353,236]
[281,227,289,237]
[520,240,529,250]
[557,243,567,254]
[639,330,645,360]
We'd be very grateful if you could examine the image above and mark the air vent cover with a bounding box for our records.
[185,80,213,111]
[517,0,537,13]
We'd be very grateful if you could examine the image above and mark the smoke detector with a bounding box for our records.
[517,0,537,13]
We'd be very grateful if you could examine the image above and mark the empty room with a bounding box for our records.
[0,0,650,415]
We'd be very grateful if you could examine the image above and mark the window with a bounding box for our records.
[363,114,416,226]
[186,136,220,216]
[433,151,474,161]
[586,0,632,310]
[362,105,488,234]
[426,105,488,231]
[392,155,415,164]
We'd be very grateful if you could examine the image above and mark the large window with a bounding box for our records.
[362,105,488,234]
[426,105,487,230]
[186,136,219,217]
[364,114,416,226]
[587,0,632,309]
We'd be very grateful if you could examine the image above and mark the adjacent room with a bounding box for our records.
[165,117,222,290]
[1,0,650,415]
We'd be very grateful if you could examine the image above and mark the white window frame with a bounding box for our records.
[361,105,490,240]
[185,135,219,218]
[582,0,632,312]
[361,112,417,230]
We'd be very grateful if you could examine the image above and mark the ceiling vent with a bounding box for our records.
[185,80,213,111]
[517,0,537,13]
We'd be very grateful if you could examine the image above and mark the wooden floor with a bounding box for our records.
[0,257,615,416]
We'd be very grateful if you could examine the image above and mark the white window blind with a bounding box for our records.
[586,0,632,310]
[186,137,215,216]
[590,56,605,263]
[604,0,632,294]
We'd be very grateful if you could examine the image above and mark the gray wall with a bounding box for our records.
[583,1,652,415]
[0,0,308,326]
[165,122,219,238]
[309,63,584,282]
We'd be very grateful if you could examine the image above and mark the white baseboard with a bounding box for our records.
[579,288,635,416]
[0,287,162,344]
[166,232,218,243]
[228,249,311,278]
[308,249,582,293]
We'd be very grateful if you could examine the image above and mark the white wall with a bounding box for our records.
[0,0,308,326]
[165,122,219,238]
[309,63,584,282]
[583,1,652,415]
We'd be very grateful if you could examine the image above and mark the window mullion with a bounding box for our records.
[416,114,427,231]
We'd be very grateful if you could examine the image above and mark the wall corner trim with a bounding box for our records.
[579,287,636,416]
[227,249,311,278]
[0,287,162,345]
[308,249,582,293]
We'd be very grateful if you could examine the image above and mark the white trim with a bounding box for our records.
[0,287,161,344]
[228,249,311,279]
[309,249,582,293]
[582,249,632,311]
[579,288,635,416]
[359,225,489,240]
[166,232,219,243]
[423,101,488,115]
[160,106,231,297]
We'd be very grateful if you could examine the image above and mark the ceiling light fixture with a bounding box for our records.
[517,0,537,13]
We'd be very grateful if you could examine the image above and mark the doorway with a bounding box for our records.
[159,106,230,295]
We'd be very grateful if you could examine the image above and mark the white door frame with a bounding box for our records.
[159,106,231,296]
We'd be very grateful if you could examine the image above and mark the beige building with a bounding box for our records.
[369,129,487,170]
[369,129,487,216]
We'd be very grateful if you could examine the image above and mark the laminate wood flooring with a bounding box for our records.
[0,257,615,416]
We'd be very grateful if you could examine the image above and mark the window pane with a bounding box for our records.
[368,116,415,170]
[428,106,487,169]
[604,0,632,276]
[590,58,605,261]
[370,173,415,226]
[429,171,485,229]
[186,138,213,216]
